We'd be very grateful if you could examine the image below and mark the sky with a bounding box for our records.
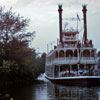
[0,0,100,54]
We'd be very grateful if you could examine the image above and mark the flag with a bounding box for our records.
[77,13,80,21]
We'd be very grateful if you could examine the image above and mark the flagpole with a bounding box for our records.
[47,44,49,54]
[77,13,80,32]
[77,13,78,32]
[77,18,78,32]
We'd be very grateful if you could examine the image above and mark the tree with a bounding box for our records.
[0,7,35,43]
[0,7,35,60]
[33,52,46,77]
[0,6,37,83]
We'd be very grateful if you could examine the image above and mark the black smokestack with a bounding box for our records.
[82,4,87,45]
[58,5,63,44]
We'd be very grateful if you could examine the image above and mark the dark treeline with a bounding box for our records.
[0,7,46,86]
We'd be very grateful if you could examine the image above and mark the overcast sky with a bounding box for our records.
[0,0,100,53]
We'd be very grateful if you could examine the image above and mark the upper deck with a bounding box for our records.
[46,4,97,66]
[63,31,79,42]
[46,42,97,65]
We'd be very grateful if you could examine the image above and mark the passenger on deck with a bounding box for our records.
[94,70,98,76]
[89,68,94,76]
[60,70,66,77]
[79,70,83,76]
[84,70,89,76]
[73,70,77,76]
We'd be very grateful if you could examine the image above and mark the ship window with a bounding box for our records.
[55,51,58,58]
[72,65,78,71]
[60,65,69,72]
[54,65,59,77]
[79,65,84,70]
[83,50,90,57]
[91,50,95,57]
[59,50,64,57]
[74,50,77,57]
[66,50,73,57]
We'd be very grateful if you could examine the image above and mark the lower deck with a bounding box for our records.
[46,64,100,78]
[45,64,100,86]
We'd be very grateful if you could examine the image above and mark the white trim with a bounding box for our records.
[45,75,100,80]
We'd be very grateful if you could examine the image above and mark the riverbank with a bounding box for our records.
[0,73,46,88]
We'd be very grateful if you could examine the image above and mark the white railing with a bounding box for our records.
[53,57,78,65]
[64,44,77,48]
[80,57,95,60]
[46,57,96,65]
[80,57,96,64]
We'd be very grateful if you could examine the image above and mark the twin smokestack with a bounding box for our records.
[58,4,87,45]
[82,4,87,45]
[58,5,63,44]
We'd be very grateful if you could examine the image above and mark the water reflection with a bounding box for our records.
[0,81,100,100]
[47,83,100,100]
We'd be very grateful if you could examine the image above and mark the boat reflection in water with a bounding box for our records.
[1,81,100,100]
[47,82,100,100]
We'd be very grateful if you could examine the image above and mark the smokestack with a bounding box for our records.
[82,4,87,45]
[58,5,63,44]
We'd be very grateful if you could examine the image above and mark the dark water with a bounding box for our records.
[0,76,100,100]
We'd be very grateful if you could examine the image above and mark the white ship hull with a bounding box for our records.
[45,75,100,86]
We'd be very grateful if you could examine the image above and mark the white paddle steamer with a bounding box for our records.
[45,5,100,85]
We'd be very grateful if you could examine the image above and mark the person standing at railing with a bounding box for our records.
[72,70,77,76]
[94,69,98,76]
[84,69,89,76]
[98,67,100,76]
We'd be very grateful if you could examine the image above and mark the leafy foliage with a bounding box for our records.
[0,7,45,84]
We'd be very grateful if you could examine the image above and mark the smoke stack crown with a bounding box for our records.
[58,5,63,12]
[82,4,87,12]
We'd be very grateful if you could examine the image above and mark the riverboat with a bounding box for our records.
[45,5,100,86]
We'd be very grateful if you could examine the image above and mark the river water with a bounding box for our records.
[0,74,100,100]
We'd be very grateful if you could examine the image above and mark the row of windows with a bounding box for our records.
[55,49,95,57]
[46,49,96,62]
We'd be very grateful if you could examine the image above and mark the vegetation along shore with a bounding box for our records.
[0,7,46,87]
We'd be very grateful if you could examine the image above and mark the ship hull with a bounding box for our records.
[45,75,100,86]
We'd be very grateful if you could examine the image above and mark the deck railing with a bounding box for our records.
[46,57,96,65]
[54,69,100,78]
